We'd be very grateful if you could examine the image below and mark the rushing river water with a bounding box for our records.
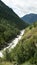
[0,30,25,57]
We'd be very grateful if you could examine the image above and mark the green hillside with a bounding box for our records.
[0,1,28,30]
[2,22,37,65]
[12,22,37,65]
[0,1,28,50]
[0,22,37,65]
[0,23,37,65]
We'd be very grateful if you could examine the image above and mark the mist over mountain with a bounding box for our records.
[22,13,37,24]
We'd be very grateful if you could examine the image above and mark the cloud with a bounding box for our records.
[1,0,37,17]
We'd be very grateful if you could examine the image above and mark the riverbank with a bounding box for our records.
[0,30,25,57]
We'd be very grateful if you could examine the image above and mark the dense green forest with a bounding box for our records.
[0,22,37,65]
[0,1,28,50]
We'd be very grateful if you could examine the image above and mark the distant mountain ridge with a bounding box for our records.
[22,13,37,24]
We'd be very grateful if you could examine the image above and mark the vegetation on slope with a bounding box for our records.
[0,1,28,50]
[0,22,37,65]
[0,0,28,30]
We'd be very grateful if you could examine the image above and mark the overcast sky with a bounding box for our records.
[1,0,37,17]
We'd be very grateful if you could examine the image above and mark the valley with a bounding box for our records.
[0,30,25,57]
[0,0,28,50]
[0,22,37,65]
[0,0,37,65]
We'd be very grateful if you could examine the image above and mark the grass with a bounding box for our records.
[22,25,37,43]
[21,61,32,65]
[0,62,14,65]
[20,23,37,65]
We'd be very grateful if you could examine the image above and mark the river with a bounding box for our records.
[0,30,25,57]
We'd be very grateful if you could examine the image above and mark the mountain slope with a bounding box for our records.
[0,1,28,50]
[0,0,28,29]
[7,22,37,65]
[22,13,37,24]
[0,22,37,65]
